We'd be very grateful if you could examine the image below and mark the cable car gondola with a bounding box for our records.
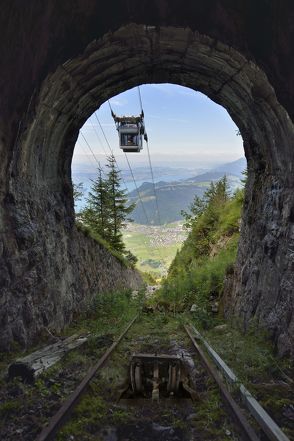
[111,110,147,153]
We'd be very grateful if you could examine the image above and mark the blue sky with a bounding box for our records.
[72,83,244,171]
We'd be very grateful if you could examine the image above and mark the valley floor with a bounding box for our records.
[123,222,187,276]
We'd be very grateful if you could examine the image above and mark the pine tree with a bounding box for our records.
[181,195,205,229]
[80,166,111,240]
[79,156,136,256]
[105,154,135,252]
[73,182,84,220]
[73,182,84,206]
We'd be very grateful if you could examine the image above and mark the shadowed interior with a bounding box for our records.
[0,3,293,355]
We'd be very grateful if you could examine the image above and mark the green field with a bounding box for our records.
[123,223,186,277]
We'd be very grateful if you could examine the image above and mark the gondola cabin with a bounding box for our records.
[111,112,147,153]
[119,123,142,152]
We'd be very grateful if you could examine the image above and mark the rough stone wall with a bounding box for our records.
[224,170,294,356]
[0,1,293,354]
[0,186,143,351]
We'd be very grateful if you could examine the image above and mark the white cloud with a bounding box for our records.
[109,98,128,107]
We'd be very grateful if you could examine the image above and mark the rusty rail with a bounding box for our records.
[189,324,290,441]
[36,314,138,441]
[184,325,260,441]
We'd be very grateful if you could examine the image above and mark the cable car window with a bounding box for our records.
[121,134,139,146]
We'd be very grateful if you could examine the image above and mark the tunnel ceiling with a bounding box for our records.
[1,0,294,128]
[17,24,294,193]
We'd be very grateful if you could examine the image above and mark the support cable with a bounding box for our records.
[108,97,151,225]
[80,131,101,168]
[146,140,162,226]
[78,142,97,169]
[107,100,113,114]
[109,93,164,264]
[60,63,125,185]
[94,112,114,155]
[137,86,144,114]
[89,119,108,156]
[94,112,130,193]
[124,153,150,225]
[136,86,165,266]
[137,86,162,227]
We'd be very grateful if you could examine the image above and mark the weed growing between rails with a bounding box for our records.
[0,289,145,441]
[2,288,292,441]
[57,312,243,441]
[64,288,146,336]
[145,293,293,438]
[199,321,294,440]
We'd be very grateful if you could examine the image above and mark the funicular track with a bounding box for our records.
[36,314,287,441]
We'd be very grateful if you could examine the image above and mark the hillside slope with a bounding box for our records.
[129,158,246,225]
[156,179,244,326]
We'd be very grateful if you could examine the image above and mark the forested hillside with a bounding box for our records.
[156,177,244,326]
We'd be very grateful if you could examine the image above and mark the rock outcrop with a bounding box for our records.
[0,194,143,350]
[0,1,293,354]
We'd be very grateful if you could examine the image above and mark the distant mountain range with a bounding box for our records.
[128,157,246,225]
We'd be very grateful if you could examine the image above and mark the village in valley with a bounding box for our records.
[123,221,187,276]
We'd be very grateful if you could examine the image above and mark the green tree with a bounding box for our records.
[79,156,136,255]
[124,250,138,266]
[181,195,205,229]
[105,154,135,252]
[156,176,243,320]
[241,168,248,186]
[181,176,229,231]
[80,166,111,240]
[73,182,84,208]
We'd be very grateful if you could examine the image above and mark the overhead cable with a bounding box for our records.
[137,86,162,226]
[89,119,108,156]
[108,96,151,225]
[80,131,101,168]
[124,153,150,225]
[146,140,162,226]
[94,111,130,193]
[78,141,97,169]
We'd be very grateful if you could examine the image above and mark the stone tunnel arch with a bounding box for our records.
[1,23,293,355]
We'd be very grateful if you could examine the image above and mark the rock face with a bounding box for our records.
[224,177,294,356]
[0,1,293,354]
[0,191,143,350]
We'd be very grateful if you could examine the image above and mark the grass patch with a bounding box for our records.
[76,222,130,268]
[63,289,145,343]
[0,399,22,418]
[192,378,233,441]
[0,288,146,441]
[197,321,294,439]
[153,235,238,326]
[153,183,242,325]
[202,321,293,386]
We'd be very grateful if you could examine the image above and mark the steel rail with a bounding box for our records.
[36,314,138,441]
[184,325,260,441]
[189,325,290,441]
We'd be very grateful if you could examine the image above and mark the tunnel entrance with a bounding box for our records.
[1,22,293,355]
[72,82,245,277]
